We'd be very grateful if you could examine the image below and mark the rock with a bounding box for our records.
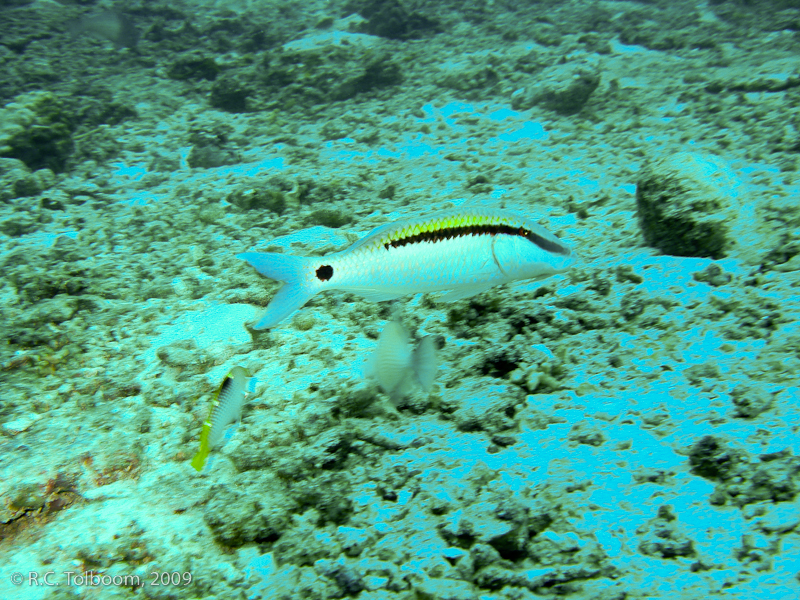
[13,168,56,197]
[692,263,733,286]
[261,32,404,107]
[210,75,251,112]
[0,157,30,201]
[414,577,477,600]
[315,558,366,596]
[272,516,341,566]
[155,339,210,368]
[449,378,523,434]
[637,505,696,559]
[330,53,403,101]
[688,435,748,481]
[707,57,800,93]
[0,212,38,236]
[757,504,800,534]
[438,503,516,548]
[353,0,441,40]
[730,382,774,418]
[689,437,800,507]
[0,91,74,173]
[743,454,800,505]
[166,54,220,81]
[187,144,240,169]
[29,295,79,324]
[203,473,294,547]
[2,412,42,435]
[512,56,601,115]
[227,185,286,213]
[307,208,352,228]
[636,152,745,259]
[336,526,372,557]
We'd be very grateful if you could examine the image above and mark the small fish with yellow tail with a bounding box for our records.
[191,366,256,472]
[238,207,574,329]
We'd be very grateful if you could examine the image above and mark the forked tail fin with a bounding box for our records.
[237,252,316,329]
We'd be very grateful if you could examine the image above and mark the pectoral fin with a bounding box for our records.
[352,289,407,302]
[435,283,495,302]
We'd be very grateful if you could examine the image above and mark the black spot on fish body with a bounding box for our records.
[316,265,334,281]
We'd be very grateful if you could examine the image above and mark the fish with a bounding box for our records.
[364,321,438,403]
[191,366,255,472]
[238,207,574,330]
[67,11,140,49]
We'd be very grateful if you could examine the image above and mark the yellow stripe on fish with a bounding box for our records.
[238,207,574,330]
[374,211,571,254]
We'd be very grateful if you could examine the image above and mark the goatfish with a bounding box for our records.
[364,321,438,403]
[191,366,255,472]
[238,207,574,330]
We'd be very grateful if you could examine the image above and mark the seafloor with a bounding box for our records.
[0,0,799,598]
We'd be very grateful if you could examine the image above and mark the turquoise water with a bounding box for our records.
[1,1,799,599]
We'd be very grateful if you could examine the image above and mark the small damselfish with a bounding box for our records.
[364,320,438,404]
[191,366,254,472]
[238,207,574,330]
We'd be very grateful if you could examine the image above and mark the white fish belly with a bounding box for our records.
[331,234,508,294]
